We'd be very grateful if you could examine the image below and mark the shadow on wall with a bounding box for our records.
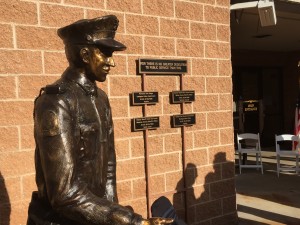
[0,171,11,225]
[173,152,238,224]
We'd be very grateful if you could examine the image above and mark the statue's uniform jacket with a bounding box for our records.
[30,67,142,225]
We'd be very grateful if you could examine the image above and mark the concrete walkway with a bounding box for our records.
[236,151,300,225]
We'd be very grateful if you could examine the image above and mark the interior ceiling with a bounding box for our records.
[231,0,300,52]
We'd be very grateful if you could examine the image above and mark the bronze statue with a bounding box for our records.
[26,15,173,225]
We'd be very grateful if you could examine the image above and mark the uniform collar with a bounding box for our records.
[63,67,98,96]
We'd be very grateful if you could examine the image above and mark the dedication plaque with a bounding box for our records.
[172,114,196,127]
[139,58,188,74]
[133,116,160,131]
[132,92,159,105]
[171,90,195,103]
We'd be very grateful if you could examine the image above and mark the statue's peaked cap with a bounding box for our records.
[57,15,126,51]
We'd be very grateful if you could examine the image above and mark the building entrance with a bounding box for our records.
[233,67,283,148]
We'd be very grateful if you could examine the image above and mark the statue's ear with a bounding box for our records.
[80,47,90,64]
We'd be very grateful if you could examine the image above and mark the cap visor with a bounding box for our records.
[95,39,126,51]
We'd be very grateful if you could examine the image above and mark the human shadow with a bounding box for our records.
[0,171,11,225]
[173,152,237,224]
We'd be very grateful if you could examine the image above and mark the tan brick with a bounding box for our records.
[64,0,105,8]
[212,212,238,225]
[9,200,29,225]
[107,0,141,13]
[128,56,140,76]
[0,50,42,74]
[163,96,180,115]
[222,161,235,179]
[20,125,35,150]
[110,98,129,118]
[86,11,125,34]
[194,130,219,148]
[166,171,182,191]
[185,112,206,131]
[194,94,218,112]
[149,174,165,194]
[148,136,164,155]
[217,25,230,42]
[22,174,36,200]
[126,15,159,35]
[0,202,11,225]
[204,5,230,24]
[187,185,208,206]
[196,199,222,221]
[114,118,142,139]
[0,0,37,25]
[123,198,147,218]
[115,139,130,159]
[177,39,204,58]
[129,105,143,119]
[116,158,145,181]
[219,59,232,76]
[116,35,143,55]
[222,195,236,214]
[0,24,13,48]
[165,134,182,152]
[216,0,230,7]
[0,101,33,126]
[185,131,194,150]
[219,94,232,111]
[186,149,208,168]
[211,179,235,200]
[44,51,68,74]
[175,1,203,21]
[116,180,132,201]
[208,146,235,164]
[0,151,35,177]
[16,26,62,50]
[205,42,231,59]
[19,75,58,99]
[191,22,216,40]
[109,54,126,75]
[143,0,174,17]
[191,0,215,4]
[206,77,232,93]
[196,165,221,185]
[184,77,205,94]
[0,76,16,99]
[144,37,175,56]
[160,19,189,38]
[220,128,234,145]
[42,0,61,2]
[110,77,141,97]
[192,59,218,76]
[131,138,144,158]
[148,115,175,135]
[0,176,21,203]
[149,153,180,174]
[207,111,232,129]
[40,4,84,27]
[146,76,178,95]
[147,101,163,116]
[132,178,146,198]
[0,127,19,152]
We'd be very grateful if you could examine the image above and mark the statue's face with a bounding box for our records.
[86,47,115,82]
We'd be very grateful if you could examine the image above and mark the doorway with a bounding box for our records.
[233,67,283,148]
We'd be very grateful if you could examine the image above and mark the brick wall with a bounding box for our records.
[0,0,236,224]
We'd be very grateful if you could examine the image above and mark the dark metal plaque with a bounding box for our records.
[139,58,188,75]
[243,100,259,113]
[172,114,196,127]
[132,92,159,105]
[133,116,160,131]
[171,90,195,103]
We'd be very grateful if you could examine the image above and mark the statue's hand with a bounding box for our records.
[142,217,174,225]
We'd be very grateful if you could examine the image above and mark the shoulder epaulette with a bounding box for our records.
[44,84,66,94]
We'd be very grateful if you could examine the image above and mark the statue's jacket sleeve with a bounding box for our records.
[33,78,142,225]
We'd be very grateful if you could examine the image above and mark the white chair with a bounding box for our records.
[275,134,299,177]
[237,133,263,174]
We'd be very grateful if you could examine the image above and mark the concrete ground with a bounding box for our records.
[236,151,300,225]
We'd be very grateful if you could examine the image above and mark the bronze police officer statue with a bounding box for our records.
[26,15,173,225]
